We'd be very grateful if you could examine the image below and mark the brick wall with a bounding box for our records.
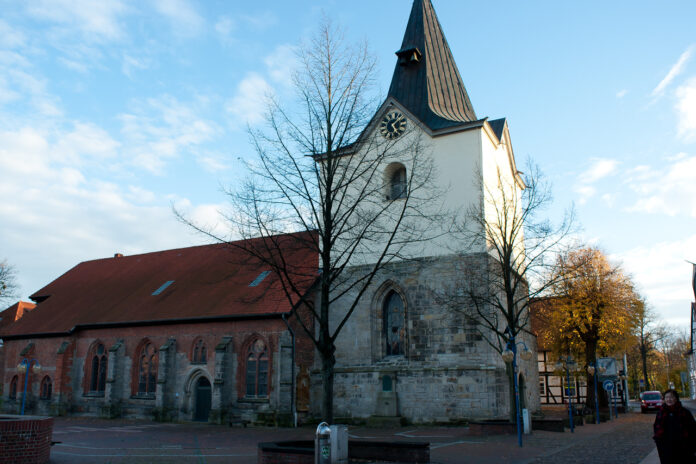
[1,317,315,423]
[0,416,53,464]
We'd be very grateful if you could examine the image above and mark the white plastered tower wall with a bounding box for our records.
[310,0,540,422]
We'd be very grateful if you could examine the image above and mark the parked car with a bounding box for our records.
[640,391,662,413]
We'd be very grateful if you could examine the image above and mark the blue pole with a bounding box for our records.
[20,359,30,415]
[512,340,522,448]
[566,365,574,432]
[593,366,600,424]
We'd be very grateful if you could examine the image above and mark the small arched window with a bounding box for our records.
[192,338,207,364]
[88,343,108,393]
[40,376,52,400]
[9,375,18,399]
[383,291,405,356]
[390,166,407,200]
[137,342,158,396]
[245,339,269,398]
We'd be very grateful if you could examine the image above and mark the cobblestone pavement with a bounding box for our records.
[522,414,654,464]
[48,412,658,464]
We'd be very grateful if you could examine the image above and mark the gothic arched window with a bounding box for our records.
[40,376,52,400]
[9,375,18,399]
[245,338,269,397]
[383,291,405,356]
[136,342,158,396]
[87,342,108,394]
[192,338,207,364]
[390,166,407,200]
[84,342,108,394]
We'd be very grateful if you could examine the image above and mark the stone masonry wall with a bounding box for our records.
[314,253,539,423]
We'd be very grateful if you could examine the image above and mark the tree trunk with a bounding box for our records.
[640,342,650,390]
[321,349,335,423]
[584,339,608,410]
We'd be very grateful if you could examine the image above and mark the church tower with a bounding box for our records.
[323,0,538,424]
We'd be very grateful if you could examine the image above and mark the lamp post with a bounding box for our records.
[586,362,605,424]
[555,356,578,433]
[17,358,41,415]
[502,329,533,448]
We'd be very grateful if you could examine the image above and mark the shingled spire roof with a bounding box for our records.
[388,0,477,130]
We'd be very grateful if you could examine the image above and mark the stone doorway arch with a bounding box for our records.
[194,377,212,422]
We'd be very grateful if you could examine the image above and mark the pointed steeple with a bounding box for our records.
[388,0,477,129]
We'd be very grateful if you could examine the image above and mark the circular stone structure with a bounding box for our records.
[0,415,53,464]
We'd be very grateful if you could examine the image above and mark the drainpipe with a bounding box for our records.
[281,313,297,427]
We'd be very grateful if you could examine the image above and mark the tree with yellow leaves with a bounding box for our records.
[542,247,638,409]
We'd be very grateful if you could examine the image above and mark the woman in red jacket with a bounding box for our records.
[653,389,696,463]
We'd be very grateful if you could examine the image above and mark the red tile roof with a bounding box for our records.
[1,232,318,338]
[0,301,36,331]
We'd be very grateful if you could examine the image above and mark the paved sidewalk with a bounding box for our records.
[49,412,657,464]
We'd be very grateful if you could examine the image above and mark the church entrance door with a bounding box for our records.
[194,377,212,422]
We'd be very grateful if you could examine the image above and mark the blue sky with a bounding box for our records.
[1,0,695,328]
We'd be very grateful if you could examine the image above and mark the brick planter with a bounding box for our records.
[0,415,53,464]
[468,420,516,435]
[257,439,430,463]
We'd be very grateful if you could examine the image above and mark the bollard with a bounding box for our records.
[315,422,331,464]
[330,424,348,463]
[522,408,531,434]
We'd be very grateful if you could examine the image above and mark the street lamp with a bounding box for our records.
[555,356,578,433]
[502,328,533,448]
[17,358,41,415]
[587,362,606,424]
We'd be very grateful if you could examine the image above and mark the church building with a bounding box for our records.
[0,0,539,424]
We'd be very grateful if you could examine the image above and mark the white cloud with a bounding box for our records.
[625,153,696,217]
[198,155,230,173]
[675,76,696,141]
[26,0,128,42]
[616,89,628,98]
[241,11,278,30]
[613,235,696,328]
[226,73,273,126]
[122,54,151,78]
[152,0,204,37]
[214,16,236,46]
[0,19,26,48]
[652,45,694,97]
[580,158,618,183]
[573,158,619,204]
[118,95,219,174]
[265,44,297,85]
[573,185,595,205]
[0,124,214,299]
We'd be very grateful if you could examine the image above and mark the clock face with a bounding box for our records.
[379,111,407,139]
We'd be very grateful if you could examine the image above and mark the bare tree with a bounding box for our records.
[0,259,18,306]
[179,21,443,422]
[631,299,670,391]
[439,163,574,421]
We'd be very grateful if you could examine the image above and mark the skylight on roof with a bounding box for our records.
[249,271,271,287]
[152,280,174,295]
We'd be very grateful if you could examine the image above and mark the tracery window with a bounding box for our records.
[383,290,405,356]
[136,342,158,396]
[192,338,207,364]
[245,339,269,397]
[390,166,407,200]
[9,375,17,399]
[40,376,52,400]
[88,342,108,393]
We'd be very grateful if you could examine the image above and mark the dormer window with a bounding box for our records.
[396,47,422,66]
